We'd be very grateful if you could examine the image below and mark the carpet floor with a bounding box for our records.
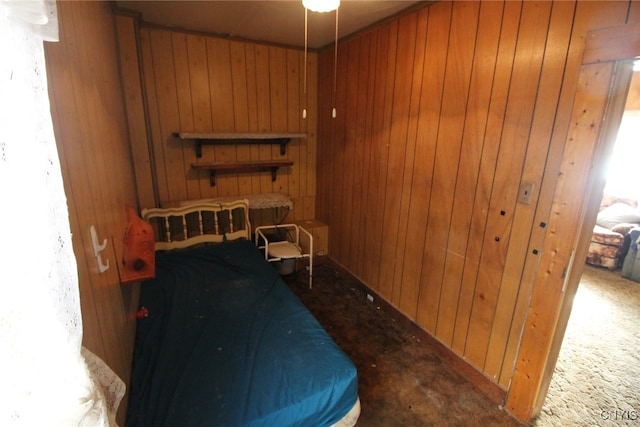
[531,264,640,427]
[284,262,522,427]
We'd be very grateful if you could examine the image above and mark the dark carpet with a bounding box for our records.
[283,261,523,427]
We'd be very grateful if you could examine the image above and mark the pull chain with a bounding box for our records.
[303,6,308,119]
[332,7,338,119]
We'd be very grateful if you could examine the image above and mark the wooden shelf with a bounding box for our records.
[175,132,307,157]
[192,160,293,186]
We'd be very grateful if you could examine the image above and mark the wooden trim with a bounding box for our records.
[582,23,640,65]
[132,18,319,52]
[112,5,141,20]
[114,13,158,209]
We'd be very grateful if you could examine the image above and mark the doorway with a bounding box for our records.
[505,20,640,420]
[532,66,640,426]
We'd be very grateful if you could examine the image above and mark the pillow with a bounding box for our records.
[596,203,640,230]
[611,223,639,235]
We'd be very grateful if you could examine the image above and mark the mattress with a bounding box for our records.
[126,239,358,427]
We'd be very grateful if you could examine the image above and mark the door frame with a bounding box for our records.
[505,22,640,422]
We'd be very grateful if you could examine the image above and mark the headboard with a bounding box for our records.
[141,199,251,251]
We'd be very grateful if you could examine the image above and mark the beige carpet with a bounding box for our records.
[531,264,640,426]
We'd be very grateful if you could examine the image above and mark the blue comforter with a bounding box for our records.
[126,239,358,427]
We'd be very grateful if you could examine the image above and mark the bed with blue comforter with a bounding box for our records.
[126,237,359,427]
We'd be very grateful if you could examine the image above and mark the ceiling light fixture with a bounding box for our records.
[302,0,340,120]
[302,0,340,13]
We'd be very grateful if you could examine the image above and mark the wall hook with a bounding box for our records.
[90,225,110,273]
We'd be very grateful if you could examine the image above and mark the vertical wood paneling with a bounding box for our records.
[304,52,318,220]
[401,3,451,318]
[45,2,140,424]
[316,44,333,222]
[139,31,168,203]
[208,39,235,130]
[373,22,398,299]
[489,0,577,386]
[360,27,387,291]
[150,30,188,203]
[328,32,349,261]
[395,10,427,314]
[47,27,107,354]
[230,41,253,195]
[173,34,194,131]
[137,28,317,219]
[388,13,419,308]
[416,1,479,332]
[230,41,250,131]
[115,14,156,209]
[464,0,553,372]
[245,44,263,194]
[256,45,275,193]
[287,49,301,218]
[185,35,213,199]
[436,0,504,348]
[350,36,370,266]
[355,32,378,277]
[269,46,289,196]
[232,42,253,194]
[378,15,412,305]
[339,39,360,268]
[188,36,212,132]
[209,38,237,196]
[452,0,522,356]
[316,0,634,411]
[173,33,200,200]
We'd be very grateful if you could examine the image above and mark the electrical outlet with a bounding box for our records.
[366,294,374,302]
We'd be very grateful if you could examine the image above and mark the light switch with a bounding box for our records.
[518,181,535,205]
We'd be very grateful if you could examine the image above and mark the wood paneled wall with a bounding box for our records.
[45,1,140,423]
[135,27,318,220]
[317,0,635,402]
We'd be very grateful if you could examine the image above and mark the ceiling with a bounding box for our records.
[115,1,427,49]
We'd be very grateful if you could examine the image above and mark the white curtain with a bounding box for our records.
[0,1,123,425]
